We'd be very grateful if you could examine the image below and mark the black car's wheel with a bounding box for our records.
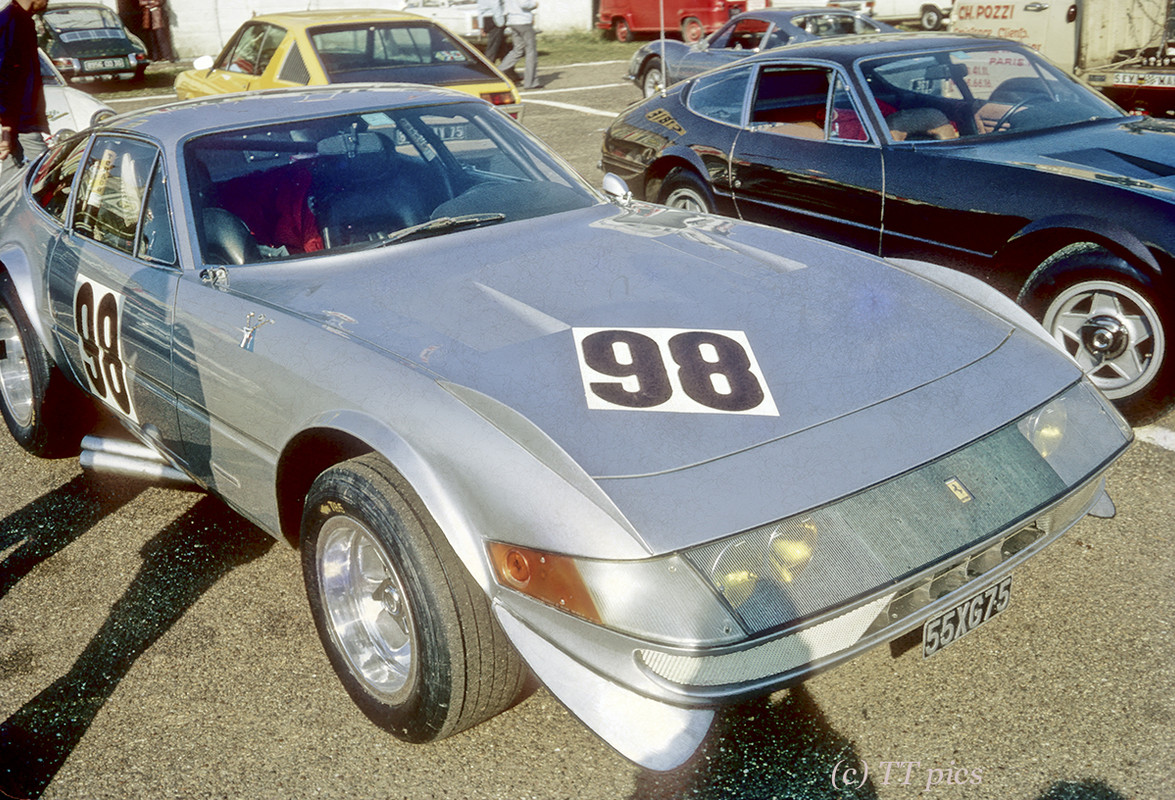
[0,272,90,457]
[681,16,704,42]
[301,453,528,743]
[612,18,631,43]
[640,56,663,98]
[659,168,714,213]
[919,5,944,30]
[1021,248,1172,421]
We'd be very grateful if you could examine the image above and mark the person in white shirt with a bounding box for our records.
[476,0,507,63]
[498,0,538,89]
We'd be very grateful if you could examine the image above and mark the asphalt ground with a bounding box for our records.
[1,61,1173,800]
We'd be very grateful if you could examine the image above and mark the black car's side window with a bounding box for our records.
[750,66,830,140]
[687,65,753,125]
[29,136,88,222]
[73,137,167,259]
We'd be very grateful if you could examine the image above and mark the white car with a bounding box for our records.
[831,0,952,29]
[40,49,116,141]
[402,0,484,41]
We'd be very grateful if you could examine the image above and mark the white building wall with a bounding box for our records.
[101,0,599,59]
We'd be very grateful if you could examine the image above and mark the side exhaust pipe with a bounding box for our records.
[80,435,194,486]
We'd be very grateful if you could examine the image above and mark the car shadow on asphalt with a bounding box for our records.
[631,685,882,799]
[0,475,141,601]
[628,687,1132,800]
[0,495,273,799]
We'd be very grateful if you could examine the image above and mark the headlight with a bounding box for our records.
[1017,378,1132,484]
[488,542,744,646]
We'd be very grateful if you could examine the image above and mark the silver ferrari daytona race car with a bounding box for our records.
[0,85,1131,770]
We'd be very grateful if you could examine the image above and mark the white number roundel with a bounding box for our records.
[573,327,778,416]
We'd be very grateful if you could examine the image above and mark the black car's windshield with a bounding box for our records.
[184,102,596,265]
[860,47,1123,141]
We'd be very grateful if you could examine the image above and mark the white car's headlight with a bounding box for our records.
[488,542,745,646]
[1018,378,1132,484]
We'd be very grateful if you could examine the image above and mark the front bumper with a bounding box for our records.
[496,467,1115,709]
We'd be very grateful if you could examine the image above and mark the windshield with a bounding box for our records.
[309,22,498,84]
[859,46,1123,141]
[184,102,597,264]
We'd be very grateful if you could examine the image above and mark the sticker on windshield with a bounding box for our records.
[73,276,136,422]
[574,327,778,416]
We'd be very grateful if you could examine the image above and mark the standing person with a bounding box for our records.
[477,0,507,64]
[497,0,539,90]
[139,0,174,62]
[0,0,49,184]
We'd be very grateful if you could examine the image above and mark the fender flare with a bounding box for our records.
[645,145,723,204]
[0,243,53,354]
[1001,214,1165,292]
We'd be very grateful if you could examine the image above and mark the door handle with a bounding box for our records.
[1024,2,1049,11]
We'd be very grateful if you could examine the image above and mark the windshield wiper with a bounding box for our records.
[370,213,507,248]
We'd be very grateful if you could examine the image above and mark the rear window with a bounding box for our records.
[310,22,497,83]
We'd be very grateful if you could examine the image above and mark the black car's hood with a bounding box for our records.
[948,117,1175,193]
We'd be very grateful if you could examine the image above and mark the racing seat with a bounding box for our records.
[202,208,261,265]
[886,107,958,141]
[313,131,438,248]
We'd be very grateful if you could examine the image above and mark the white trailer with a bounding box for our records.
[951,0,1175,115]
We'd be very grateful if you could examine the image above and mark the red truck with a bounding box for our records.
[598,0,748,42]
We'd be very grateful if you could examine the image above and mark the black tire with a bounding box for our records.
[640,56,664,98]
[681,16,704,43]
[612,18,631,43]
[919,5,943,30]
[300,453,528,743]
[0,272,90,457]
[658,167,715,214]
[1020,245,1172,422]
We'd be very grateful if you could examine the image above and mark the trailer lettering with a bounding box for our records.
[956,4,1015,21]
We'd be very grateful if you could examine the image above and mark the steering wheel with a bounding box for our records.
[992,96,1038,133]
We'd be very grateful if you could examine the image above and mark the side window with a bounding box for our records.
[73,137,159,255]
[829,73,869,142]
[687,64,752,125]
[725,18,770,50]
[29,135,88,221]
[217,23,268,75]
[254,25,287,75]
[137,162,176,265]
[750,66,831,140]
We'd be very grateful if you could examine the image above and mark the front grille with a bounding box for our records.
[639,475,1105,690]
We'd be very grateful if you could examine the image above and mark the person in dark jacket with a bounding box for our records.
[0,0,50,182]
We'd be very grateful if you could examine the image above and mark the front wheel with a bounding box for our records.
[640,56,664,98]
[1022,254,1171,420]
[0,272,90,457]
[659,168,714,214]
[301,454,528,743]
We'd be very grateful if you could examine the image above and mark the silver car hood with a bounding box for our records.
[235,203,1046,477]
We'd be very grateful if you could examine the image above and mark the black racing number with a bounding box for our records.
[74,281,132,415]
[582,330,672,408]
[668,331,765,412]
[74,281,105,396]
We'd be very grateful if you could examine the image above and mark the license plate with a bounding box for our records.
[922,575,1011,658]
[84,58,127,71]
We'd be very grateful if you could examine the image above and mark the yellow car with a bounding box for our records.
[174,10,522,118]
